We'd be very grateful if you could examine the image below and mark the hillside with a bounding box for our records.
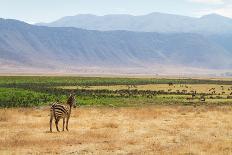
[0,18,232,75]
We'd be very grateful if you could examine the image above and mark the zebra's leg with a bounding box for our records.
[66,116,70,131]
[62,118,65,131]
[55,118,60,132]
[50,114,53,132]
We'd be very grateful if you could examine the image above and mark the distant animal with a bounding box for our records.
[200,96,206,102]
[181,89,187,93]
[209,88,215,91]
[212,91,216,94]
[221,86,224,90]
[50,93,77,132]
[200,98,205,102]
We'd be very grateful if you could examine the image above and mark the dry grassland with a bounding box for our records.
[0,106,232,155]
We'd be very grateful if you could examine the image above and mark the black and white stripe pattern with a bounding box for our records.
[50,94,76,132]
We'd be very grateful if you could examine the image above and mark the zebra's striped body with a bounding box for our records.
[50,94,76,132]
[51,103,70,119]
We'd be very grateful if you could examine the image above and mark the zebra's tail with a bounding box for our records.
[50,102,57,119]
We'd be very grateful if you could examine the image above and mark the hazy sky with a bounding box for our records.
[0,0,232,23]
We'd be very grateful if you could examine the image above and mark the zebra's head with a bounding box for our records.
[67,93,77,108]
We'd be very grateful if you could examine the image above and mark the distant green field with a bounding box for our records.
[0,76,232,107]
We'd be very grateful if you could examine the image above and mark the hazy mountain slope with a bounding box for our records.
[209,34,232,52]
[1,18,232,74]
[37,13,232,34]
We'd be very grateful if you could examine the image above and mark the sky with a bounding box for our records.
[0,0,232,23]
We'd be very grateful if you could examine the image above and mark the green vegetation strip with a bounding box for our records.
[0,76,232,107]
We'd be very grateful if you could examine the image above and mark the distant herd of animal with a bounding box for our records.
[49,84,232,132]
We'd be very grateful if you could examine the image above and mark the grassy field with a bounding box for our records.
[0,76,232,154]
[0,76,232,107]
[0,106,231,154]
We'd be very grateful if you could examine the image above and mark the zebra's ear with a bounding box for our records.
[70,91,75,96]
[69,92,75,97]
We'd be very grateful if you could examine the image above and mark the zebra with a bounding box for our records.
[50,93,77,132]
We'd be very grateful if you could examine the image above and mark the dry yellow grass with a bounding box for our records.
[0,106,232,155]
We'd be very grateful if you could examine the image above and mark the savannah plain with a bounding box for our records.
[0,76,232,154]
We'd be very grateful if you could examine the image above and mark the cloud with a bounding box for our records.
[195,5,232,18]
[189,0,225,4]
[213,5,232,17]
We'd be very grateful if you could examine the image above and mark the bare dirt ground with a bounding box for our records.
[0,106,232,155]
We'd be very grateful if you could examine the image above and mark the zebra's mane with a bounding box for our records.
[67,94,75,105]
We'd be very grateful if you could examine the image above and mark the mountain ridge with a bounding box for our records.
[36,12,232,34]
